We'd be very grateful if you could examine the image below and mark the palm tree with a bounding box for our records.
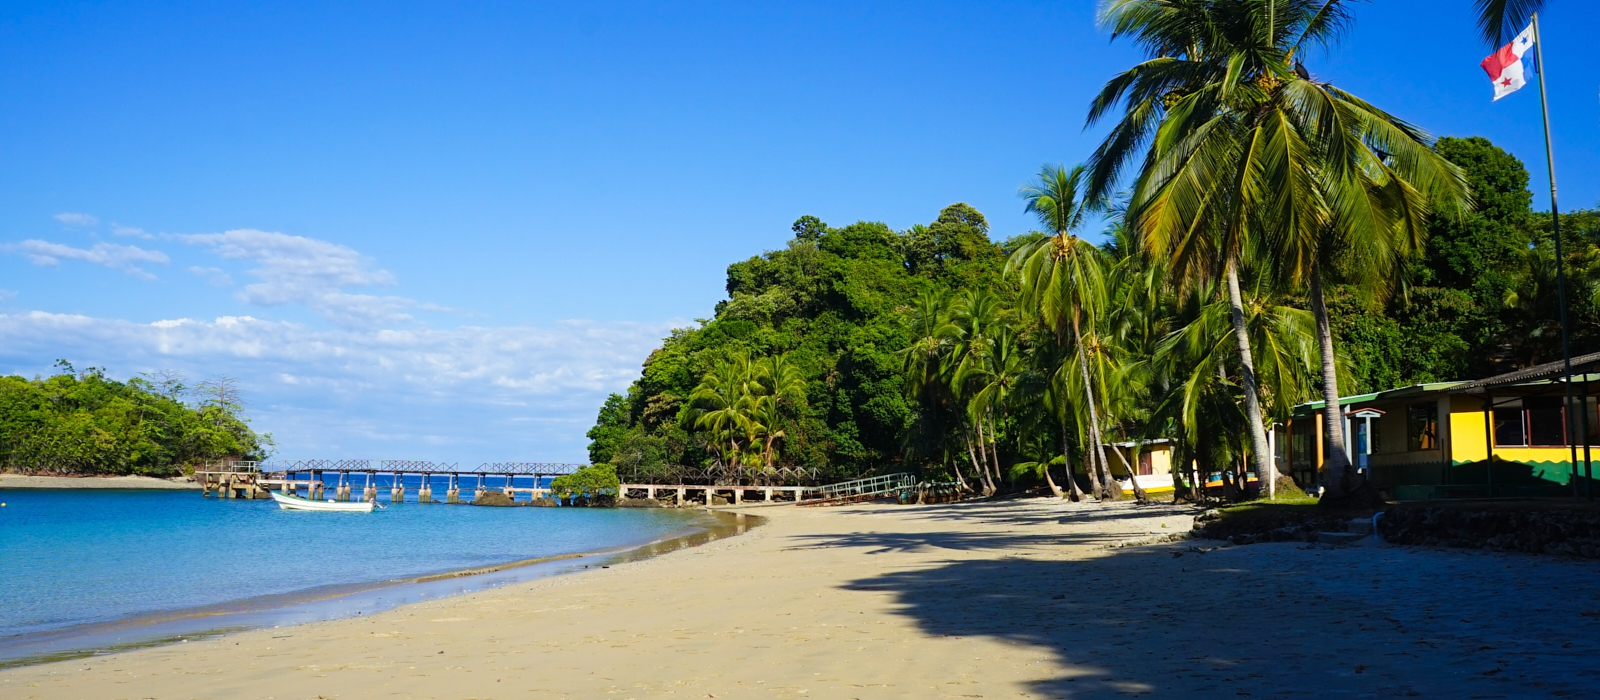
[1009,165,1117,500]
[1476,0,1545,45]
[899,291,982,494]
[959,325,1030,496]
[946,288,1011,495]
[753,354,808,468]
[1091,0,1470,502]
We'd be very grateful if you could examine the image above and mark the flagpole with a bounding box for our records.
[1530,13,1585,499]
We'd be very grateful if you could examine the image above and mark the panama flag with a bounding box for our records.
[1481,23,1536,100]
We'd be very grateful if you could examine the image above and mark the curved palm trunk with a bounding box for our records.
[1225,259,1279,499]
[1059,426,1086,500]
[1075,345,1113,501]
[1109,443,1149,503]
[1309,266,1353,498]
[985,413,1005,493]
[1072,316,1113,500]
[947,447,972,492]
[968,428,996,495]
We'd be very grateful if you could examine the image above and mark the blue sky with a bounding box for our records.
[2,1,1597,463]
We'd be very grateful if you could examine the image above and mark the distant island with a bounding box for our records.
[0,362,270,476]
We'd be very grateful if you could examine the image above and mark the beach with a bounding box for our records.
[4,498,1600,698]
[0,474,198,490]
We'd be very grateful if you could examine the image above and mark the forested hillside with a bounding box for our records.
[589,136,1600,488]
[587,205,1020,480]
[0,363,271,475]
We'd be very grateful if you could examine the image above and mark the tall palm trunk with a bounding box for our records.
[1308,265,1353,497]
[1071,315,1112,500]
[1224,259,1278,498]
[1059,426,1087,500]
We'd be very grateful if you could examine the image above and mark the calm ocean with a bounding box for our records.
[0,489,708,663]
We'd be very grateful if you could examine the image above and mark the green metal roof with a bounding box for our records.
[1291,381,1466,416]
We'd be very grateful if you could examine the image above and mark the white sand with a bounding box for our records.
[3,498,1598,698]
[0,474,198,489]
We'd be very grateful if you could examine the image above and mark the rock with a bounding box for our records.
[471,491,518,507]
[615,498,660,508]
[529,497,559,507]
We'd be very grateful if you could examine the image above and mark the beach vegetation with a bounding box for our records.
[587,0,1600,507]
[550,463,621,498]
[0,364,271,476]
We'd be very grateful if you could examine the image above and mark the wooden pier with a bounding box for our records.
[194,461,273,499]
[619,484,813,506]
[195,461,920,508]
[196,460,583,504]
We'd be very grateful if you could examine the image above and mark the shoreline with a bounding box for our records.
[0,474,198,490]
[0,509,759,670]
[7,499,1600,697]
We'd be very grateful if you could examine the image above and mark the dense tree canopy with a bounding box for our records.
[588,205,1018,482]
[589,134,1600,495]
[0,364,272,475]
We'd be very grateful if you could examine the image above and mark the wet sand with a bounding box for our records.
[4,499,1599,698]
[0,474,198,489]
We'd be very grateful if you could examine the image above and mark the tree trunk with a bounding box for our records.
[972,425,996,496]
[1109,443,1149,503]
[948,451,973,495]
[963,433,985,495]
[1225,259,1278,499]
[1071,315,1113,501]
[1060,425,1087,501]
[985,413,1005,493]
[1309,265,1353,498]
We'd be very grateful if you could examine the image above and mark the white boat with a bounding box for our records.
[270,491,375,512]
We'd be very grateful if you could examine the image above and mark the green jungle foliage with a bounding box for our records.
[590,136,1600,490]
[0,363,271,475]
[588,205,1020,481]
[549,462,621,498]
[1333,136,1600,391]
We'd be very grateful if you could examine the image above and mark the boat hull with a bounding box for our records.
[270,491,375,512]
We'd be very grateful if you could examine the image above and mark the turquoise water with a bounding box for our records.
[0,490,704,649]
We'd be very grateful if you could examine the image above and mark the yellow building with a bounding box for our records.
[1277,352,1600,499]
[1105,439,1176,494]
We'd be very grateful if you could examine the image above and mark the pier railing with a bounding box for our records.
[801,473,917,505]
[260,460,585,476]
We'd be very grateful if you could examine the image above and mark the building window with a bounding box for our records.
[1407,403,1438,451]
[1291,421,1314,468]
[1494,407,1528,447]
[1526,397,1567,446]
[1138,451,1153,476]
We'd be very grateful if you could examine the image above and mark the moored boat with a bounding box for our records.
[270,491,376,512]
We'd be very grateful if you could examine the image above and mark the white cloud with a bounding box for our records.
[112,225,153,239]
[188,265,234,286]
[9,240,169,279]
[178,229,424,327]
[0,311,679,461]
[0,289,16,302]
[54,212,98,227]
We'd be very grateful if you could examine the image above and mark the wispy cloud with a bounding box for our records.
[178,229,427,328]
[188,265,234,286]
[9,240,169,279]
[54,212,98,227]
[0,311,678,460]
[112,224,153,239]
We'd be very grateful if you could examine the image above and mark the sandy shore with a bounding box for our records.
[0,474,198,489]
[4,498,1600,698]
